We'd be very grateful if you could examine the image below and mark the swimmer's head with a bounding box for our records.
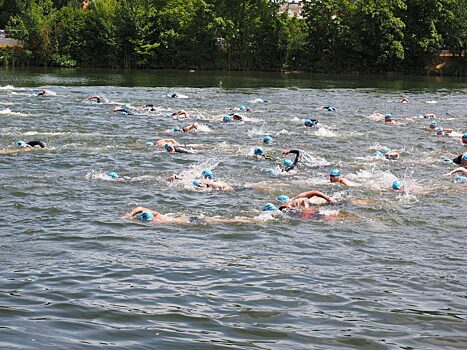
[136,210,154,222]
[16,140,27,148]
[430,121,438,128]
[164,143,170,150]
[223,115,233,123]
[277,195,290,203]
[304,119,314,127]
[254,147,264,156]
[283,159,293,167]
[239,104,246,111]
[263,135,272,144]
[329,169,341,177]
[385,114,393,120]
[193,179,203,187]
[436,127,444,135]
[201,169,213,180]
[107,172,119,179]
[462,133,467,144]
[173,126,181,132]
[262,203,277,212]
[327,106,335,112]
[392,179,401,190]
[463,154,467,161]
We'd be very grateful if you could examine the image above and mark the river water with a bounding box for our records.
[0,68,466,349]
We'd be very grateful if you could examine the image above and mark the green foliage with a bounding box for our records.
[1,0,466,74]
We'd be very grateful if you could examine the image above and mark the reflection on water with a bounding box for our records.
[0,68,466,350]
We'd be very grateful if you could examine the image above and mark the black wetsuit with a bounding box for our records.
[27,140,46,148]
[284,149,300,172]
[453,155,462,165]
[173,146,191,154]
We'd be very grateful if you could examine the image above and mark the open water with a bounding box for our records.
[0,68,466,349]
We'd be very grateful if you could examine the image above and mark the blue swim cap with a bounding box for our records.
[262,203,277,211]
[107,172,119,179]
[392,179,401,190]
[266,168,275,174]
[223,115,233,123]
[16,140,26,147]
[263,135,272,144]
[463,154,467,160]
[254,147,264,156]
[201,169,213,179]
[385,114,393,119]
[463,133,467,138]
[374,151,384,158]
[145,141,154,146]
[277,195,290,203]
[283,159,293,167]
[136,210,154,222]
[193,180,203,187]
[173,126,181,132]
[164,143,170,150]
[430,121,438,126]
[327,106,335,112]
[240,104,246,111]
[380,147,390,154]
[329,169,341,176]
[304,119,313,127]
[436,127,444,132]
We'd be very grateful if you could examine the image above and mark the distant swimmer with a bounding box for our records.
[164,143,193,154]
[400,98,409,104]
[106,171,129,182]
[230,113,243,121]
[157,138,178,147]
[282,149,300,172]
[254,147,274,160]
[323,105,335,112]
[34,89,55,97]
[462,133,467,145]
[0,140,47,154]
[329,169,360,187]
[87,95,101,103]
[174,122,198,133]
[192,179,234,191]
[172,110,190,119]
[113,105,133,115]
[384,150,400,160]
[304,119,319,127]
[384,114,396,124]
[263,136,272,144]
[428,121,438,130]
[223,115,233,123]
[444,153,467,177]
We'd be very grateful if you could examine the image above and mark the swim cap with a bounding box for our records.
[374,151,384,158]
[164,143,170,150]
[283,159,293,167]
[240,104,246,111]
[277,195,290,203]
[463,133,467,138]
[223,115,233,123]
[327,106,335,112]
[201,169,213,179]
[263,136,272,144]
[463,154,467,160]
[455,175,467,182]
[430,121,438,126]
[107,172,119,179]
[193,180,203,187]
[304,119,314,127]
[16,140,26,147]
[385,114,393,119]
[173,126,181,132]
[392,179,401,190]
[145,141,154,146]
[436,127,444,132]
[254,147,264,156]
[329,169,341,176]
[262,203,277,211]
[136,210,154,222]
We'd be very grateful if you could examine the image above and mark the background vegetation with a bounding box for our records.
[0,0,465,74]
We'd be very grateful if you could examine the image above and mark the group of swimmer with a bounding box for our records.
[3,88,466,224]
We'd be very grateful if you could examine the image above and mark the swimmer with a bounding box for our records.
[263,136,272,144]
[384,114,396,124]
[230,113,243,121]
[106,171,128,182]
[428,121,438,130]
[87,95,102,103]
[384,151,400,160]
[329,169,360,187]
[444,154,467,176]
[157,138,178,147]
[304,119,319,127]
[113,105,133,115]
[164,143,193,154]
[174,122,198,133]
[279,190,337,210]
[254,147,274,160]
[462,133,467,145]
[192,179,234,191]
[282,149,300,172]
[323,105,335,112]
[423,113,436,119]
[0,140,47,155]
[435,127,445,136]
[400,98,409,104]
[171,110,190,119]
[223,115,233,123]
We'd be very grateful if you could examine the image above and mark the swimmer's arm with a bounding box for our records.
[293,190,337,204]
[443,167,467,176]
[157,139,178,146]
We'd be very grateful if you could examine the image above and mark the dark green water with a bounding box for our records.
[0,68,466,350]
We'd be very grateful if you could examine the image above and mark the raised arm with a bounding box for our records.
[293,190,337,204]
[443,167,467,176]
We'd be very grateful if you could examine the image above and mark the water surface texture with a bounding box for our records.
[1,68,466,350]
